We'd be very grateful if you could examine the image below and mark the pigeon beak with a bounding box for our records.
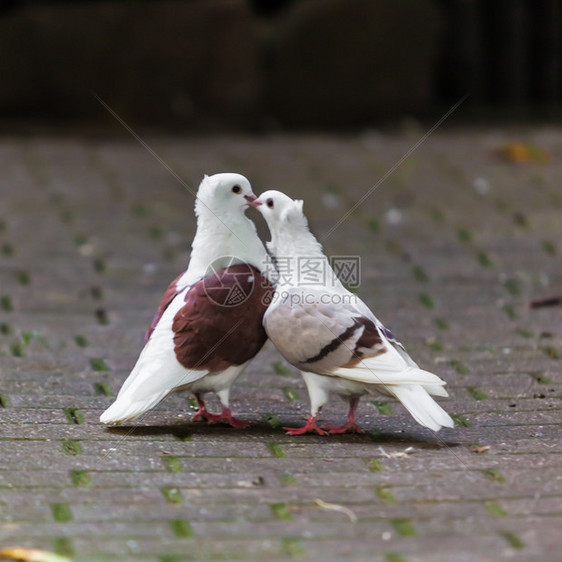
[244,193,262,207]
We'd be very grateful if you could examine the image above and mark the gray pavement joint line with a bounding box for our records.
[98,317,245,462]
[314,314,467,468]
[92,92,248,248]
[321,91,471,243]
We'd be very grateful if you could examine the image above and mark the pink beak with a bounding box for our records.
[244,193,262,207]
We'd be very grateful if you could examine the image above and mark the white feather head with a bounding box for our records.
[256,189,325,262]
[256,190,308,229]
[178,172,269,288]
[195,173,257,218]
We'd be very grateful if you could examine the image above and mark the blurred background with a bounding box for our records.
[0,0,562,133]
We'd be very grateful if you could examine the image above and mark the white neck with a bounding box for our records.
[268,223,345,292]
[178,208,268,289]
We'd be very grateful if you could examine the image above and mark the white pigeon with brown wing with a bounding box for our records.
[100,173,273,427]
[256,190,454,435]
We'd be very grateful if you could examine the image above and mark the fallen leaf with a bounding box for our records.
[495,142,550,164]
[314,499,358,523]
[0,547,72,562]
[470,445,491,454]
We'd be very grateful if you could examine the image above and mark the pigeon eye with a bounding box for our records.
[266,198,274,208]
[231,185,241,194]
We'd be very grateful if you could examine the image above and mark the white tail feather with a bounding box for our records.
[386,384,454,431]
[100,390,170,424]
[423,384,449,397]
[331,363,445,387]
[99,357,209,424]
[99,293,208,425]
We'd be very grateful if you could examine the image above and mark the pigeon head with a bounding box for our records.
[196,173,261,217]
[256,190,307,229]
[256,189,323,268]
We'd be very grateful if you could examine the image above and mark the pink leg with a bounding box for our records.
[191,394,223,423]
[192,395,252,428]
[323,396,364,434]
[283,414,327,436]
[212,405,253,429]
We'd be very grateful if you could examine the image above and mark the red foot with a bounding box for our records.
[213,406,253,429]
[323,396,363,434]
[191,396,251,428]
[191,396,222,423]
[193,405,251,428]
[283,415,327,436]
[323,421,364,434]
[192,407,223,423]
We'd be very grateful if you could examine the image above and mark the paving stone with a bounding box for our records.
[1,131,562,560]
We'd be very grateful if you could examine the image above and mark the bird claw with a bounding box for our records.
[214,406,252,428]
[283,415,327,436]
[323,422,364,435]
[191,408,222,423]
[193,405,252,428]
[191,398,251,428]
[283,425,327,436]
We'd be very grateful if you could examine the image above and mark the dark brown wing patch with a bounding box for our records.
[354,317,384,354]
[145,273,184,343]
[172,264,273,372]
[344,317,386,366]
[303,316,385,366]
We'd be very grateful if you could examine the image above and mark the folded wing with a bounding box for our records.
[265,291,453,430]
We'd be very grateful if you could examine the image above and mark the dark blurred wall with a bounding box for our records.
[437,0,562,113]
[0,0,561,131]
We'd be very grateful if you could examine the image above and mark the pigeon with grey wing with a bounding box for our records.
[256,190,454,435]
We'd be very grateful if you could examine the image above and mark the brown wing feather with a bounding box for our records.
[172,264,273,372]
[344,317,386,366]
[354,317,384,355]
[302,316,385,368]
[145,273,184,343]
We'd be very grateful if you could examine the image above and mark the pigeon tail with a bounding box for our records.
[386,384,454,431]
[331,361,446,387]
[99,357,209,425]
[99,390,170,425]
[423,384,449,397]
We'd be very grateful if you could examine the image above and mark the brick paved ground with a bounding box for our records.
[0,129,561,561]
